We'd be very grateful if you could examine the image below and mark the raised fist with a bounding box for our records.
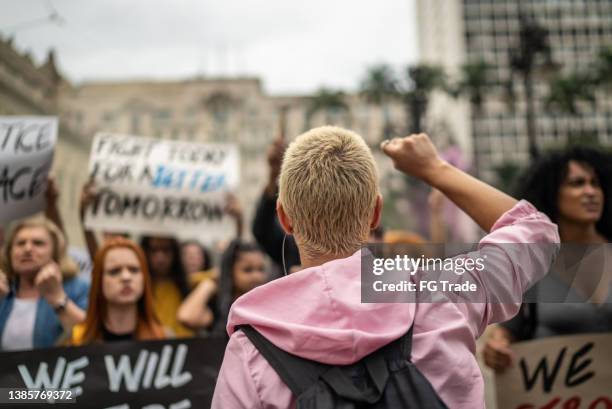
[381,133,445,182]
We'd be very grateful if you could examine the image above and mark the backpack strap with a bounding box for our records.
[381,323,414,363]
[237,325,328,396]
[239,324,416,403]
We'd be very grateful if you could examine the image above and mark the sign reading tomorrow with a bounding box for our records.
[0,116,57,224]
[85,133,240,240]
[495,333,612,409]
[0,336,227,408]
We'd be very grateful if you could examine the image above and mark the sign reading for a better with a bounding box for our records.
[495,333,612,409]
[85,134,239,240]
[0,116,57,224]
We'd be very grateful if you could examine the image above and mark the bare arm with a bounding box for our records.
[225,193,244,239]
[382,134,517,232]
[44,177,66,235]
[79,180,99,260]
[428,189,446,243]
[177,279,216,330]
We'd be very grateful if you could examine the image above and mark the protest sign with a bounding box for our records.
[495,333,612,409]
[0,336,227,408]
[0,116,57,224]
[85,133,239,240]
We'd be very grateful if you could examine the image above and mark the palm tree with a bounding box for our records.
[359,64,399,140]
[451,60,491,115]
[402,65,446,134]
[545,71,597,147]
[449,60,492,175]
[594,46,612,88]
[508,12,557,160]
[305,88,349,130]
[545,72,595,116]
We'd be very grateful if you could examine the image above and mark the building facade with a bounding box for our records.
[57,76,410,242]
[417,0,612,182]
[0,35,90,247]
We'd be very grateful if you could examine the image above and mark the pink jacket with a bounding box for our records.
[212,201,559,408]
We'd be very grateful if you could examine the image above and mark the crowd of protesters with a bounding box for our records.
[0,123,611,408]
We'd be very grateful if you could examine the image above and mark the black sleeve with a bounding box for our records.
[252,191,300,270]
[500,303,537,341]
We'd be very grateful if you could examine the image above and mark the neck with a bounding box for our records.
[558,219,603,243]
[299,249,357,270]
[16,274,39,298]
[105,304,138,335]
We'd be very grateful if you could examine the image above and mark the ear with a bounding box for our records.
[370,194,383,230]
[276,201,293,234]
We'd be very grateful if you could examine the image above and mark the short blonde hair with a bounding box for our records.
[1,217,78,280]
[279,126,379,257]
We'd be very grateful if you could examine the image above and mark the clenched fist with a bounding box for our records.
[34,262,65,306]
[0,269,9,299]
[381,133,446,182]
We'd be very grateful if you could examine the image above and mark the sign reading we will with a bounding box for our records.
[0,336,226,409]
[0,116,57,224]
[495,333,612,409]
[85,133,239,240]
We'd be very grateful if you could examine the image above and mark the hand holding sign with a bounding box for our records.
[85,134,240,242]
[495,333,612,409]
[265,136,286,196]
[483,326,515,373]
[79,179,98,221]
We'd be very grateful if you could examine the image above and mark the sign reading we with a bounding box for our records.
[495,333,612,409]
[0,116,57,224]
[85,133,240,241]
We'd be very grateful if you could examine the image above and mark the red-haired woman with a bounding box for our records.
[71,238,165,345]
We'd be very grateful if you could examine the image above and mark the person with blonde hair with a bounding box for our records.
[212,127,559,408]
[0,217,89,350]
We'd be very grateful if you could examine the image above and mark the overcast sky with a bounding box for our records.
[0,0,418,95]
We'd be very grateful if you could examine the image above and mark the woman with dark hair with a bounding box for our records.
[140,236,192,337]
[177,240,267,335]
[484,145,612,372]
[71,238,165,344]
[180,240,214,288]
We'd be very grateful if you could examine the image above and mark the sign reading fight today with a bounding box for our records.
[0,336,226,408]
[495,333,612,409]
[85,133,239,240]
[0,116,57,224]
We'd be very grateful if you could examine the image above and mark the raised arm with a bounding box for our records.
[44,177,66,235]
[177,279,216,330]
[382,133,517,232]
[79,180,99,260]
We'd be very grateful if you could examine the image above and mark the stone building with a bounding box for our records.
[58,77,410,241]
[417,0,612,182]
[0,35,89,247]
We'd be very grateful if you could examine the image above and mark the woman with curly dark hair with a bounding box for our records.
[484,145,612,372]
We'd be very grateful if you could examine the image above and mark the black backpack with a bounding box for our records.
[238,325,449,409]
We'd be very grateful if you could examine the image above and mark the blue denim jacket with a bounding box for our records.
[0,277,90,349]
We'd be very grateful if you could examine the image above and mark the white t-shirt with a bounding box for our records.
[1,298,38,351]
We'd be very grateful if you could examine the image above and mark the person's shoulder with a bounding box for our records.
[63,276,90,292]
